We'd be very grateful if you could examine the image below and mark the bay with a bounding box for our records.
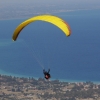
[0,9,100,82]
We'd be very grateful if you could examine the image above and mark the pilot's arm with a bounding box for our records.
[48,69,50,73]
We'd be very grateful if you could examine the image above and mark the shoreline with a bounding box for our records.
[0,8,100,21]
[0,69,100,84]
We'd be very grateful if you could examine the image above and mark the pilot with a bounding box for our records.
[43,69,51,80]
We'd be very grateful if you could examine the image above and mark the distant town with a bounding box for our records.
[0,74,100,100]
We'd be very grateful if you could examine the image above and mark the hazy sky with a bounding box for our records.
[1,0,100,9]
[1,0,100,5]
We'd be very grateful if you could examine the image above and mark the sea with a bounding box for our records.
[0,9,100,83]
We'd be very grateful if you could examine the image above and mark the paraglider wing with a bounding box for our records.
[12,15,71,41]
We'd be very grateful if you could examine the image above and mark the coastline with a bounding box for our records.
[0,69,100,84]
[0,8,100,21]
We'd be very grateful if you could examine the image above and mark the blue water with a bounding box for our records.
[0,9,100,82]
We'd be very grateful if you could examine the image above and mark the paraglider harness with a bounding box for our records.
[43,69,51,80]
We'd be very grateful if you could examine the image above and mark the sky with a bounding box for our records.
[1,0,100,8]
[1,0,100,6]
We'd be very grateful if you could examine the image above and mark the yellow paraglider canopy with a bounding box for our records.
[12,14,71,41]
